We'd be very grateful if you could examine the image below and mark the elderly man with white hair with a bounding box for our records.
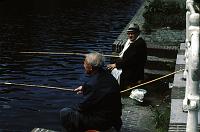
[60,52,122,132]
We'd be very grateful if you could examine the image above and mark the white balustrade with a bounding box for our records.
[183,0,200,131]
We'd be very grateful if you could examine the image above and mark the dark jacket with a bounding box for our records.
[116,37,147,90]
[74,68,122,130]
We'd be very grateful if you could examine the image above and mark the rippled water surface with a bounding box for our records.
[0,0,143,131]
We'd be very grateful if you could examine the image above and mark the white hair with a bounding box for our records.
[85,52,105,68]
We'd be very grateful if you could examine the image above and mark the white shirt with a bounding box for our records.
[119,35,140,58]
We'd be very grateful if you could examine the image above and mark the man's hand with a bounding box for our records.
[74,86,83,94]
[106,63,116,70]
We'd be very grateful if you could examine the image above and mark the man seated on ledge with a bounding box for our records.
[60,52,122,132]
[107,23,147,92]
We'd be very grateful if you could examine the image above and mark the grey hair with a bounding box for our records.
[85,52,105,68]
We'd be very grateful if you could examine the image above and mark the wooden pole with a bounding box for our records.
[1,82,74,92]
[20,51,119,58]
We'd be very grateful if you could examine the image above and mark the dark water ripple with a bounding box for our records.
[0,0,143,131]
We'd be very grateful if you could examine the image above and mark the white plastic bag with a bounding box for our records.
[129,89,147,102]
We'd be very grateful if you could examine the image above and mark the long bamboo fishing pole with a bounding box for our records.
[120,68,185,93]
[0,82,74,92]
[20,51,119,58]
[0,69,185,93]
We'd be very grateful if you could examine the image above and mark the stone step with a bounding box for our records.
[112,45,178,61]
[31,128,115,132]
[168,99,200,132]
[144,68,171,76]
[144,68,174,84]
[31,128,58,132]
[147,43,179,51]
[168,123,200,132]
[112,39,179,58]
[147,55,176,63]
[147,47,178,59]
[146,56,176,71]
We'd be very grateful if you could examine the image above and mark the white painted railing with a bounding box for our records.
[183,0,200,131]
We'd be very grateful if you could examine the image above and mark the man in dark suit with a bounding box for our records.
[60,52,122,132]
[107,23,147,91]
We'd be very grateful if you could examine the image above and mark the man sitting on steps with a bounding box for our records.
[60,52,122,132]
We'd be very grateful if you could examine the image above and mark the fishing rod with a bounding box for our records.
[20,51,119,58]
[120,68,185,93]
[0,69,185,93]
[0,82,74,92]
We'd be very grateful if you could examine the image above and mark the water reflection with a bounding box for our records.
[0,0,143,131]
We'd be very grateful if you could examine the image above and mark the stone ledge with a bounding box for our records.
[168,123,200,132]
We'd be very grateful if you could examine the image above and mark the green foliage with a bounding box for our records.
[143,0,186,31]
[150,105,170,132]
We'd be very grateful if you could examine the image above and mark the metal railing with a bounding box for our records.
[183,0,200,131]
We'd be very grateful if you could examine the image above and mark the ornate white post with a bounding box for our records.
[183,5,191,111]
[183,0,197,111]
[186,26,200,132]
[184,0,200,131]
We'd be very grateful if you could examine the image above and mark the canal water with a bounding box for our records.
[0,0,143,131]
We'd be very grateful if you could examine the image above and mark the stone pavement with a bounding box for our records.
[120,98,154,132]
[168,43,200,131]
